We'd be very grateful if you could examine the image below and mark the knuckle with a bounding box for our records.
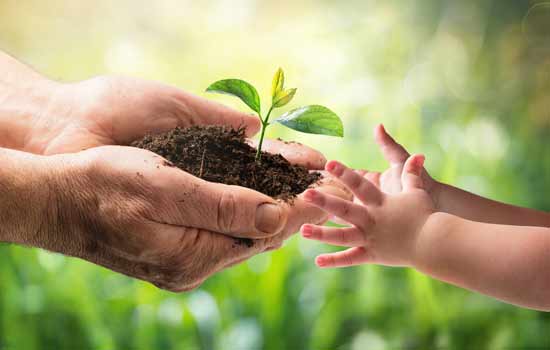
[262,234,284,250]
[217,190,236,232]
[151,250,211,292]
[264,241,283,252]
[153,266,197,292]
[316,228,324,240]
[364,209,375,225]
[339,230,348,244]
[345,253,354,266]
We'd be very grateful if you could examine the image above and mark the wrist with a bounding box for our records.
[410,211,456,272]
[0,75,61,152]
[0,149,56,245]
[0,148,89,257]
[427,179,445,212]
[34,152,93,256]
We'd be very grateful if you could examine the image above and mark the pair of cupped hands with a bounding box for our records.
[25,75,430,292]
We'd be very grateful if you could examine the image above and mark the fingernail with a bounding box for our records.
[301,225,313,237]
[303,189,318,202]
[255,203,283,234]
[326,161,343,176]
[316,256,327,267]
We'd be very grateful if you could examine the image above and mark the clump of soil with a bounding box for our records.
[131,125,321,201]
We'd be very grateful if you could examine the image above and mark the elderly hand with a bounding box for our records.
[0,61,346,290]
[15,75,259,154]
[21,145,347,291]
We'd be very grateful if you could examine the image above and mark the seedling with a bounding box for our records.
[206,68,344,160]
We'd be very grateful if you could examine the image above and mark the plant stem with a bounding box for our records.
[255,105,274,160]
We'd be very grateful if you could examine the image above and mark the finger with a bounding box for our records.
[301,224,365,247]
[155,225,268,291]
[190,227,287,285]
[316,247,370,268]
[327,214,349,225]
[374,124,410,166]
[365,172,381,188]
[176,90,261,137]
[275,176,354,242]
[247,138,326,170]
[197,181,288,238]
[100,147,286,239]
[158,171,288,239]
[401,154,426,191]
[325,161,382,204]
[110,79,262,144]
[355,169,382,189]
[316,170,352,197]
[303,189,369,228]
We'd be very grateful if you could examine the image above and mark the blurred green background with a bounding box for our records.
[1,0,550,349]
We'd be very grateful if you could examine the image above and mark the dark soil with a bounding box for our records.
[131,125,321,201]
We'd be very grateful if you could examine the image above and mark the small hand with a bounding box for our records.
[300,156,435,268]
[360,124,437,196]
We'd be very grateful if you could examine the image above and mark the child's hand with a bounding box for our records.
[363,124,438,197]
[301,155,435,268]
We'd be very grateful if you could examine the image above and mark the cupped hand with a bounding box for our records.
[31,75,328,168]
[48,146,349,291]
[25,75,261,154]
[19,74,347,290]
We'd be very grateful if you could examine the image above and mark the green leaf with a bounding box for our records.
[206,79,261,114]
[272,88,297,108]
[275,105,344,137]
[271,68,285,100]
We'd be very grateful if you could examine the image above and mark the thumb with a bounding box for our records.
[374,124,410,166]
[401,154,425,191]
[175,177,288,239]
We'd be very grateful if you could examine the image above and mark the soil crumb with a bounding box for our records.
[233,238,254,248]
[131,126,321,201]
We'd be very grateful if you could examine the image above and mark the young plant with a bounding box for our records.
[206,68,344,160]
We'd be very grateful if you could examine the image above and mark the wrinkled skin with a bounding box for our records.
[22,75,350,291]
